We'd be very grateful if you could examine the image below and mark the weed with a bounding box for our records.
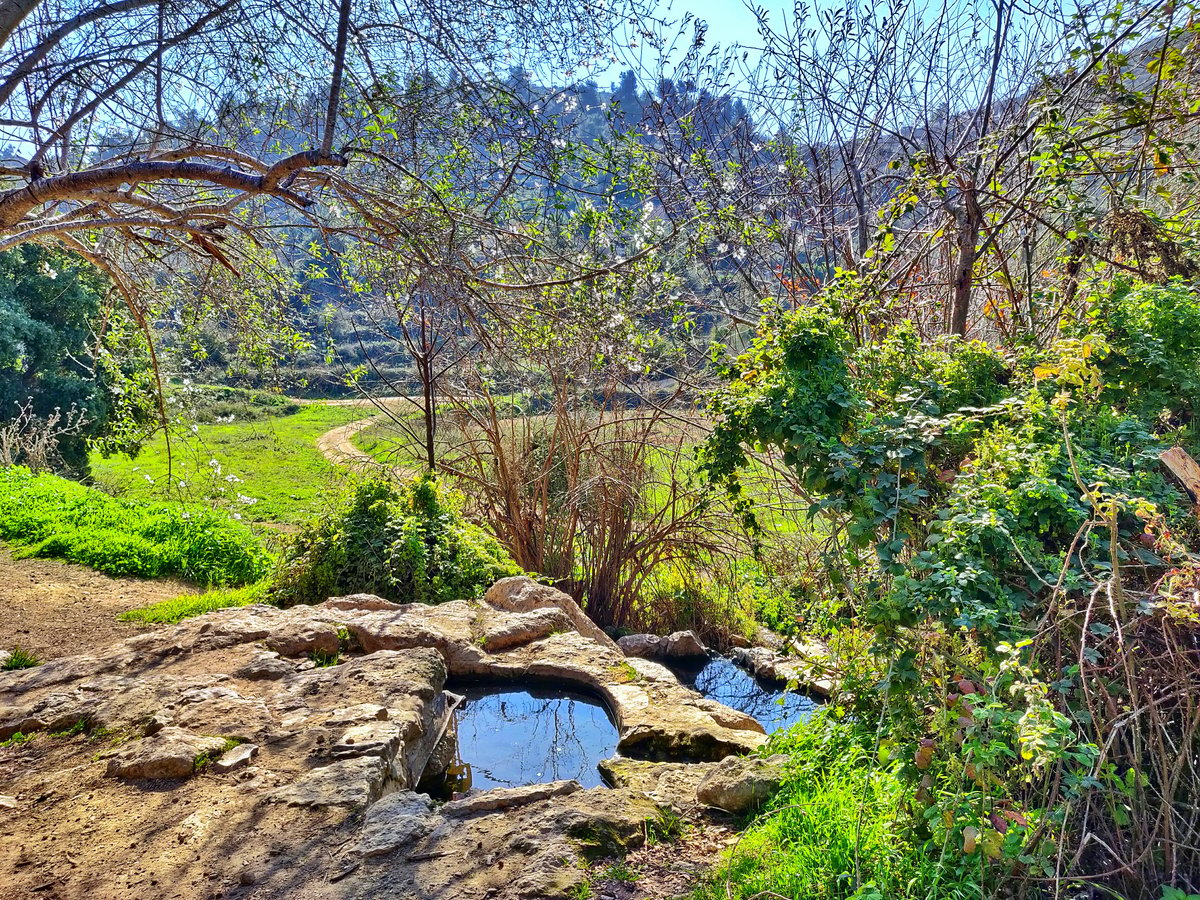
[310,649,341,667]
[194,737,244,770]
[600,861,638,883]
[607,661,639,684]
[2,645,40,670]
[567,881,593,900]
[0,731,36,748]
[645,808,684,845]
[49,720,87,738]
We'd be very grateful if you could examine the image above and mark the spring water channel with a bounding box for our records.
[431,654,820,794]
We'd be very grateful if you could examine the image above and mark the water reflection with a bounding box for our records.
[449,683,618,790]
[669,655,819,734]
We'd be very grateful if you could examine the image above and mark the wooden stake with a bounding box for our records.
[1160,446,1200,511]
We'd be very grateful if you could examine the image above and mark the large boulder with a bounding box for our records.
[618,630,708,660]
[695,754,789,814]
[485,576,619,651]
[0,582,768,899]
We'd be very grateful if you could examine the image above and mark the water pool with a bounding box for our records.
[669,654,819,734]
[447,682,618,790]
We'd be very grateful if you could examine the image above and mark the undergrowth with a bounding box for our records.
[272,475,520,606]
[0,466,271,584]
[693,714,984,900]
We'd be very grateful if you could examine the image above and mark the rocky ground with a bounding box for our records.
[0,577,785,900]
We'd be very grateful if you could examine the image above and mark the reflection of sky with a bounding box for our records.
[670,656,819,734]
[453,684,618,789]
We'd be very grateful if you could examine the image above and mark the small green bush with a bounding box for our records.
[0,466,271,585]
[272,476,521,606]
[1085,279,1200,425]
[2,645,40,670]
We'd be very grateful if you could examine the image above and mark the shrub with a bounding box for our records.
[0,466,271,585]
[703,297,1200,896]
[272,476,521,606]
[1084,279,1200,425]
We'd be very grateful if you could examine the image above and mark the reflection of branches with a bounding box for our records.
[453,686,618,789]
[678,657,818,734]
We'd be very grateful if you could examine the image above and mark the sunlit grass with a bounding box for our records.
[90,403,365,524]
[118,581,270,624]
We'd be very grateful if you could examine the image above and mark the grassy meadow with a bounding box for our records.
[90,401,365,525]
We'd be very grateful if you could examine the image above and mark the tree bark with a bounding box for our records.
[949,187,983,337]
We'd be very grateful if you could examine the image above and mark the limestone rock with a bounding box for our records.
[695,753,789,814]
[325,703,389,727]
[599,756,717,809]
[351,790,434,857]
[441,780,582,817]
[213,742,258,774]
[730,645,833,698]
[485,576,618,651]
[481,607,574,652]
[618,630,707,660]
[264,621,340,658]
[325,593,405,612]
[271,756,396,808]
[234,652,293,680]
[0,582,775,900]
[105,728,229,780]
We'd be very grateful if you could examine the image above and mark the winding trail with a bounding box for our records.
[312,396,418,479]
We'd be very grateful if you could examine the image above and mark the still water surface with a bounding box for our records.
[668,655,820,734]
[451,682,618,789]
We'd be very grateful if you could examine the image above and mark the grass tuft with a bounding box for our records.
[118,581,270,624]
[2,645,40,670]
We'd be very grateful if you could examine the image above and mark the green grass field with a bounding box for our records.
[90,403,366,524]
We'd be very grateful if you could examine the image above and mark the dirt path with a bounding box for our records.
[313,397,419,479]
[0,544,196,661]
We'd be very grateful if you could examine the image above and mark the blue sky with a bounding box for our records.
[588,0,794,87]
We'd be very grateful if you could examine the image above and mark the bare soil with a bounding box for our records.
[0,544,196,660]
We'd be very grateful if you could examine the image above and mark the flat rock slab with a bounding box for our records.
[0,576,764,898]
[442,779,582,817]
[105,727,229,780]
